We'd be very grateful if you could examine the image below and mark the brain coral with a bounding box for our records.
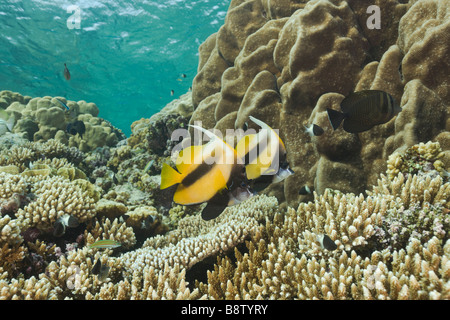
[190,0,449,209]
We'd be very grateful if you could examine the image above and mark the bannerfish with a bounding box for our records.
[55,98,70,111]
[304,124,324,137]
[317,233,338,251]
[64,63,71,80]
[299,185,312,195]
[160,124,252,220]
[326,90,402,133]
[66,120,86,138]
[89,239,122,249]
[236,116,294,183]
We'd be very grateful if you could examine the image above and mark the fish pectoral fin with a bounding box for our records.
[201,190,230,221]
[326,108,345,130]
[160,163,182,189]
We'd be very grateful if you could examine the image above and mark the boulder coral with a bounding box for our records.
[190,0,449,209]
[0,90,125,152]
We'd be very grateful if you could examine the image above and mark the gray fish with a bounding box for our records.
[64,63,71,80]
[327,90,402,133]
[0,113,14,135]
[317,233,337,251]
[92,258,101,275]
[53,220,65,237]
[66,120,86,138]
[60,214,79,228]
[304,124,324,136]
[299,185,312,195]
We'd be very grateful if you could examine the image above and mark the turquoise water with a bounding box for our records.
[0,0,230,136]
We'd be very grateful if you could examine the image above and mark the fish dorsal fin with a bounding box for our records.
[249,116,285,150]
[189,124,218,142]
[249,116,271,131]
[190,124,237,163]
[160,162,183,189]
[176,145,203,173]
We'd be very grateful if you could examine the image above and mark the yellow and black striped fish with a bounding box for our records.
[160,125,253,220]
[327,90,402,133]
[236,116,293,183]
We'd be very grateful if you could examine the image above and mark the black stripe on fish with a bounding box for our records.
[182,162,216,187]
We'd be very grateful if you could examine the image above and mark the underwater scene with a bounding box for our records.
[0,0,449,302]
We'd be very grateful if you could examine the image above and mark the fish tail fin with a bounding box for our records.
[160,163,182,189]
[326,108,345,130]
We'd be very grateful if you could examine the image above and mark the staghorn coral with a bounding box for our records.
[15,175,97,231]
[84,217,136,250]
[194,163,449,299]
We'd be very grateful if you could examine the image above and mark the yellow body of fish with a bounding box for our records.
[236,116,287,180]
[160,125,241,205]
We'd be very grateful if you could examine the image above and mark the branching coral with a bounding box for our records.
[16,175,97,230]
[193,144,449,300]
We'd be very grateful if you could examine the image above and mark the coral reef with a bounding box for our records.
[0,139,448,300]
[190,0,449,209]
[0,0,449,301]
[0,90,126,152]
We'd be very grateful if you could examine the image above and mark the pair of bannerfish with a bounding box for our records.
[161,89,403,221]
[160,116,294,220]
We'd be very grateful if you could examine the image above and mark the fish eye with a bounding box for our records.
[281,161,289,169]
[240,182,247,188]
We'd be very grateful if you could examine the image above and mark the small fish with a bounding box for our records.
[66,120,86,138]
[141,215,155,229]
[170,90,174,96]
[89,239,122,249]
[181,73,187,78]
[160,125,252,220]
[304,124,324,137]
[55,98,70,111]
[52,214,79,237]
[52,220,66,237]
[236,116,294,182]
[142,159,155,174]
[0,117,14,135]
[326,90,402,133]
[92,258,102,275]
[64,63,71,80]
[60,214,79,228]
[317,233,338,251]
[188,87,192,92]
[98,264,111,282]
[299,185,312,195]
[91,258,110,282]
